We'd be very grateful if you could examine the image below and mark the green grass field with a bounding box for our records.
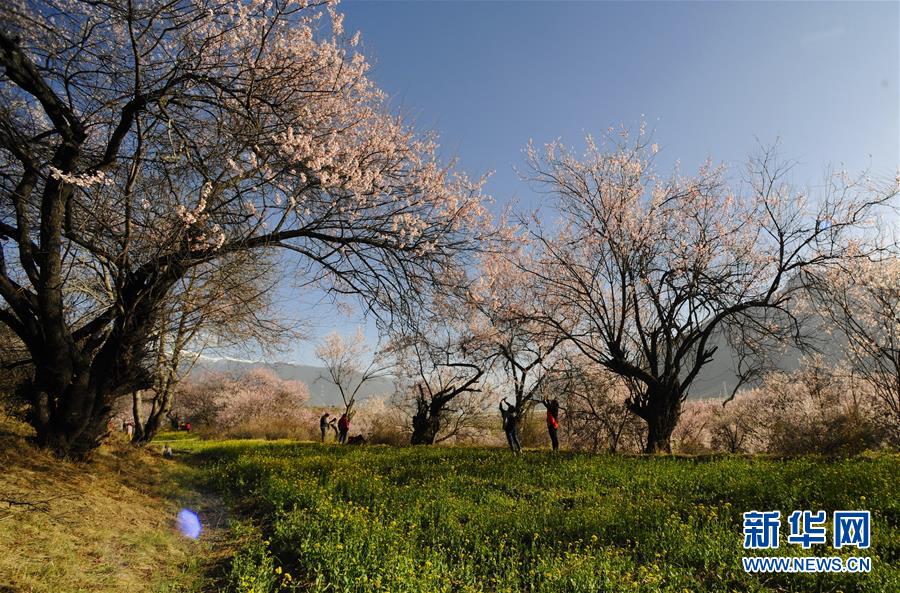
[179,440,899,593]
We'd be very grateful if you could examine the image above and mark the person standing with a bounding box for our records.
[337,412,350,444]
[319,413,331,442]
[543,398,560,451]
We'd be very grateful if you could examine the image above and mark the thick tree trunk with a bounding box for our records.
[30,380,113,460]
[644,414,676,454]
[26,288,162,458]
[410,407,441,445]
[410,388,444,445]
[634,387,682,454]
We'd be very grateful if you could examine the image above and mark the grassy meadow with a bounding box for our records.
[177,440,899,593]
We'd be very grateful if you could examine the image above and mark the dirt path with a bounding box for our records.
[187,487,236,591]
[163,446,243,592]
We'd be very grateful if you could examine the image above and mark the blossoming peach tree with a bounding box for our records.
[387,285,489,445]
[807,256,900,444]
[524,126,897,453]
[468,243,568,448]
[0,0,491,457]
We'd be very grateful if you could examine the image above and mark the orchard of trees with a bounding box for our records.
[2,1,898,458]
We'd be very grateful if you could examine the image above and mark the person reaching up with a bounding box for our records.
[499,398,521,453]
[542,398,561,451]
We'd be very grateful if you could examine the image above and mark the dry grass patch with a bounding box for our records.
[0,415,208,593]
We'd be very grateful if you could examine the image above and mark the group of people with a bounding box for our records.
[319,411,352,444]
[166,414,191,432]
[499,396,561,453]
[318,397,561,452]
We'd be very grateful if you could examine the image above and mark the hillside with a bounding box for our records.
[187,329,826,403]
[0,416,212,592]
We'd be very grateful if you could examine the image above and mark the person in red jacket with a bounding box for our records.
[542,398,560,451]
[337,412,350,444]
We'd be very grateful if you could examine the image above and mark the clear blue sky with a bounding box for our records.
[225,1,900,365]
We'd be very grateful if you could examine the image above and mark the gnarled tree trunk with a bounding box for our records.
[24,270,173,459]
[30,384,112,460]
[410,407,442,445]
[410,389,444,445]
[631,387,682,454]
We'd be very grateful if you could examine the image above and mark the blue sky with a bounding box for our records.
[227,1,899,365]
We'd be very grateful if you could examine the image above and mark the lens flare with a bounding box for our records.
[176,509,202,539]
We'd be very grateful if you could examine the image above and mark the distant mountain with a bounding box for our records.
[187,298,838,403]
[186,355,396,407]
[686,307,842,398]
[685,331,790,398]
